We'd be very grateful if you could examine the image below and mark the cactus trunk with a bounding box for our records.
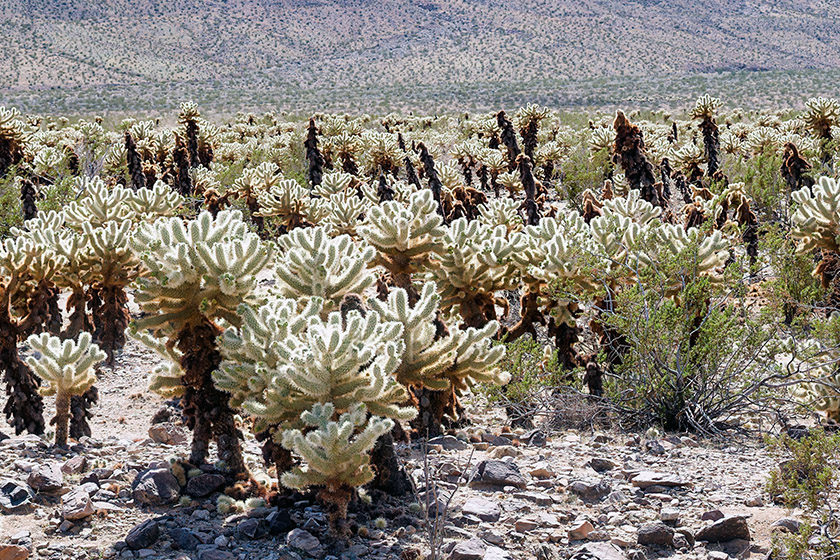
[177,320,247,476]
[53,391,71,447]
[95,284,129,364]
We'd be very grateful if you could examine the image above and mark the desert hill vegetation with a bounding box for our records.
[2,0,840,113]
[2,95,840,558]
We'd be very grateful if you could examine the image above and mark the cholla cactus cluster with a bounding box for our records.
[5,98,840,539]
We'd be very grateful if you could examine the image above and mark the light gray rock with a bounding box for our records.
[462,497,501,522]
[27,462,63,493]
[630,472,687,489]
[286,529,321,555]
[62,487,96,520]
[448,537,486,560]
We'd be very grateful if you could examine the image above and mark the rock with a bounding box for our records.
[515,518,538,532]
[675,528,695,547]
[0,545,30,560]
[148,423,187,445]
[529,463,556,479]
[701,509,725,522]
[524,430,547,447]
[191,508,210,520]
[483,546,513,560]
[0,479,34,512]
[659,509,680,523]
[744,495,764,507]
[448,537,486,560]
[672,534,689,549]
[468,460,526,489]
[696,516,750,543]
[214,536,229,548]
[197,550,235,560]
[266,509,295,535]
[771,518,801,534]
[62,487,95,520]
[569,478,611,502]
[286,529,320,555]
[186,473,226,498]
[462,497,501,522]
[125,520,160,550]
[132,468,180,505]
[428,435,469,450]
[61,456,87,475]
[707,553,728,560]
[637,523,674,546]
[238,518,268,540]
[569,520,595,540]
[589,458,618,472]
[571,542,628,560]
[630,472,687,489]
[27,463,63,493]
[645,440,665,455]
[169,528,200,551]
[479,529,505,546]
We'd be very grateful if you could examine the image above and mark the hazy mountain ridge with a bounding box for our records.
[2,0,839,112]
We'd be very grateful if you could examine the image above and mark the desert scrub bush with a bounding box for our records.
[596,234,785,433]
[766,429,840,559]
[129,209,273,476]
[760,224,825,324]
[25,332,105,446]
[557,144,608,212]
[722,147,784,221]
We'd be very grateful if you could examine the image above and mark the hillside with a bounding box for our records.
[2,0,840,113]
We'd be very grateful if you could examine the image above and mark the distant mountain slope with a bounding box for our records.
[2,0,839,112]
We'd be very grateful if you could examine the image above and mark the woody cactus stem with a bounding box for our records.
[497,111,520,171]
[613,111,660,206]
[659,158,673,200]
[178,319,246,473]
[781,143,814,192]
[418,143,444,218]
[1,315,45,435]
[173,135,193,198]
[20,178,37,221]
[517,155,541,226]
[125,131,147,191]
[96,284,129,364]
[699,121,720,177]
[70,386,98,440]
[736,199,758,266]
[399,134,421,188]
[185,121,199,169]
[304,118,324,188]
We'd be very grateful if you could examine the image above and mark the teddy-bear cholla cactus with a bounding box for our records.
[25,333,105,446]
[256,177,328,232]
[281,403,394,534]
[129,210,273,475]
[1,238,64,435]
[64,177,183,228]
[791,177,840,254]
[274,226,375,314]
[431,218,522,328]
[217,306,414,533]
[691,95,722,177]
[79,221,142,362]
[22,212,92,337]
[358,190,445,298]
